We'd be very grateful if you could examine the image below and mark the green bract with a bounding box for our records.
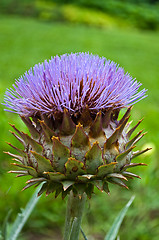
[7,107,150,198]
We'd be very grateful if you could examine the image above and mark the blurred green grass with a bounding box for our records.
[0,14,159,240]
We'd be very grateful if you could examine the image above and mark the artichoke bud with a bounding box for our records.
[4,52,150,198]
[8,107,150,198]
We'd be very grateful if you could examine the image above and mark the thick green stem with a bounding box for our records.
[63,191,86,240]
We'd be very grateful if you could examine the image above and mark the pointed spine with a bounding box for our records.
[9,123,28,143]
[30,150,53,172]
[123,163,147,170]
[111,109,120,121]
[62,180,75,191]
[119,106,132,125]
[79,106,92,126]
[10,162,38,176]
[97,162,117,177]
[26,178,46,184]
[89,111,105,138]
[4,151,23,161]
[9,131,25,145]
[85,141,104,174]
[62,186,72,199]
[20,116,40,139]
[131,148,152,159]
[55,186,63,198]
[11,158,22,164]
[104,116,130,149]
[107,178,129,189]
[115,146,135,162]
[106,173,128,181]
[6,142,25,156]
[40,114,54,130]
[133,132,147,146]
[71,123,90,148]
[77,174,94,182]
[39,120,56,142]
[103,181,110,194]
[8,170,28,175]
[60,108,76,135]
[24,134,43,153]
[127,118,144,138]
[94,180,103,191]
[122,171,141,179]
[16,174,28,177]
[85,183,94,198]
[125,130,143,149]
[22,181,40,191]
[46,182,61,196]
[52,136,70,172]
[38,182,48,196]
[102,108,112,128]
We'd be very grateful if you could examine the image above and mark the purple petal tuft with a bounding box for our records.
[4,53,147,117]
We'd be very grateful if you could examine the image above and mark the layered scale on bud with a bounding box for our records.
[4,52,150,198]
[6,107,150,198]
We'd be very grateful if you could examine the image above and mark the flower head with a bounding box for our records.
[4,52,146,117]
[4,53,150,198]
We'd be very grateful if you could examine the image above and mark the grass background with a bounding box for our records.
[0,14,159,239]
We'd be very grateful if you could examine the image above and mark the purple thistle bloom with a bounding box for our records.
[4,52,150,203]
[4,52,147,117]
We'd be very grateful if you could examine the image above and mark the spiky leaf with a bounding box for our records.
[30,151,52,173]
[85,142,104,174]
[52,136,70,172]
[65,157,85,179]
[97,163,117,178]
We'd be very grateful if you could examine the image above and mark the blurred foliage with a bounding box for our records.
[0,0,159,30]
[0,14,159,239]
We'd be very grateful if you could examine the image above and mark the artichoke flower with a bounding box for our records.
[4,52,150,199]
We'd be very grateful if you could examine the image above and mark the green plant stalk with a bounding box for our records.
[8,184,42,240]
[64,191,86,240]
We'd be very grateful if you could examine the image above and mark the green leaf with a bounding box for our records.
[69,220,88,240]
[1,209,12,240]
[69,217,78,240]
[104,195,135,240]
[8,184,42,240]
[80,227,88,240]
